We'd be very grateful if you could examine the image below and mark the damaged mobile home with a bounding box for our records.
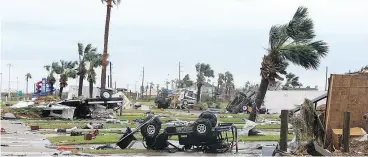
[39,89,132,119]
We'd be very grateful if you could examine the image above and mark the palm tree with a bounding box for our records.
[77,43,97,97]
[145,84,149,96]
[85,52,104,98]
[224,71,234,95]
[283,73,302,89]
[248,6,329,121]
[156,84,160,96]
[52,60,78,98]
[183,74,193,88]
[149,82,154,97]
[25,73,32,96]
[195,63,214,103]
[100,0,121,89]
[171,80,175,89]
[44,65,56,95]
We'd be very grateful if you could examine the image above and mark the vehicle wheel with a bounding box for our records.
[144,138,155,149]
[242,106,248,112]
[153,134,169,150]
[141,115,162,139]
[193,118,212,137]
[183,145,192,150]
[100,90,112,100]
[199,111,217,127]
[182,100,188,107]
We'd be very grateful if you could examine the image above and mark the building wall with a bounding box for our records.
[67,86,100,99]
[264,90,327,113]
[325,74,368,142]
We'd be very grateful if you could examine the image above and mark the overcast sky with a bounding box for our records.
[0,0,367,93]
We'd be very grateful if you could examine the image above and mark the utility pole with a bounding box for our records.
[7,64,13,97]
[141,67,144,98]
[325,66,328,91]
[107,75,110,88]
[110,62,112,89]
[178,62,183,88]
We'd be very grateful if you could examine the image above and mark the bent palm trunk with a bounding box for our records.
[248,78,269,121]
[100,1,112,89]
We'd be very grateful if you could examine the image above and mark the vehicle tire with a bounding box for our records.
[193,118,212,137]
[199,111,217,127]
[141,115,162,139]
[153,134,169,150]
[183,145,192,150]
[242,105,248,113]
[100,90,112,100]
[144,137,155,149]
[182,100,188,107]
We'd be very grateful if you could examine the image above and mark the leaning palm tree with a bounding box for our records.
[77,43,97,97]
[25,73,32,96]
[52,60,78,98]
[100,0,121,89]
[86,52,103,98]
[248,6,329,121]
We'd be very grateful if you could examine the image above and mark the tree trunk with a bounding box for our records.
[100,0,112,89]
[248,77,269,122]
[59,87,64,98]
[50,84,54,95]
[89,81,93,98]
[196,84,202,103]
[78,73,84,96]
[26,79,28,95]
[149,89,152,97]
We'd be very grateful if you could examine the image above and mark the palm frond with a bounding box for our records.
[112,0,121,5]
[44,65,51,72]
[308,40,328,57]
[84,44,92,54]
[280,44,320,70]
[78,43,84,56]
[269,24,288,51]
[287,6,315,42]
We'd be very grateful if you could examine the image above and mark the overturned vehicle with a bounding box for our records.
[117,112,238,153]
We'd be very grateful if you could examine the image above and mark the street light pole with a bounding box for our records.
[7,64,13,98]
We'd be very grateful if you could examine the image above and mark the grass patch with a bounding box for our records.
[27,123,136,129]
[48,134,293,145]
[73,149,155,155]
[256,124,281,130]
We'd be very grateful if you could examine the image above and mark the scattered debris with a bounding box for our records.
[238,119,257,136]
[2,113,16,120]
[10,101,34,108]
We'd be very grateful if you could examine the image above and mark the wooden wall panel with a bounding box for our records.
[324,74,368,147]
